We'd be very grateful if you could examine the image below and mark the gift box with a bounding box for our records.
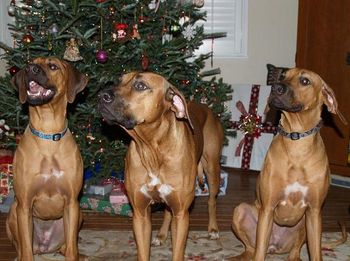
[80,194,132,217]
[80,176,132,217]
[88,183,113,196]
[0,153,14,204]
[195,170,228,196]
[221,84,276,171]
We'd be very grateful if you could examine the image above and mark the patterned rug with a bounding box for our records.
[33,230,350,261]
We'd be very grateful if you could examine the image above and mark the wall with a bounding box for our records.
[207,0,298,85]
[0,1,298,80]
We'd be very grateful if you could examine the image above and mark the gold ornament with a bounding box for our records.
[63,38,83,62]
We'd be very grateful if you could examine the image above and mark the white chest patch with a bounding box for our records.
[52,169,64,179]
[140,173,174,201]
[284,181,309,196]
[284,181,309,208]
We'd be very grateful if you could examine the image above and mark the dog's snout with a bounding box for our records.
[272,83,287,95]
[99,89,115,104]
[26,64,41,75]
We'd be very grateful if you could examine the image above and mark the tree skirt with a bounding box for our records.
[33,230,350,261]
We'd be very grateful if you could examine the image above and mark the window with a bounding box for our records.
[196,0,248,58]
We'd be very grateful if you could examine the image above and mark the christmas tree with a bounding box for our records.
[0,0,233,178]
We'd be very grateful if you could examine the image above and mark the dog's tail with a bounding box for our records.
[322,221,348,249]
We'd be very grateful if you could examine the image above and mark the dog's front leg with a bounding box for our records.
[171,210,189,261]
[133,206,152,261]
[16,202,34,261]
[253,207,273,261]
[305,208,323,261]
[63,200,80,261]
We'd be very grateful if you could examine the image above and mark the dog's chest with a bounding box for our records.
[140,173,174,202]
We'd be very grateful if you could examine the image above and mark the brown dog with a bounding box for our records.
[6,57,88,261]
[230,68,347,261]
[98,72,224,260]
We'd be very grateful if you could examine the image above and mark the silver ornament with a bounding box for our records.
[7,5,16,16]
[48,23,59,35]
[33,0,44,8]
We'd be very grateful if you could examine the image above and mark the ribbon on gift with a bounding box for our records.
[231,85,277,170]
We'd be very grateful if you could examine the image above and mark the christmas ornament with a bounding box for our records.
[141,54,149,70]
[193,0,204,7]
[96,50,108,63]
[63,38,83,62]
[7,0,16,16]
[182,25,196,40]
[131,24,141,39]
[148,0,160,12]
[33,0,44,8]
[114,23,128,39]
[96,0,106,3]
[179,15,190,26]
[22,34,34,44]
[48,23,59,35]
[170,24,181,37]
[8,66,20,76]
[162,33,173,44]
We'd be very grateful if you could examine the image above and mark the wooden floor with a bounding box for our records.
[1,168,350,260]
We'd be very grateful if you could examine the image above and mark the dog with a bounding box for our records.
[6,57,88,261]
[98,72,224,260]
[230,67,347,261]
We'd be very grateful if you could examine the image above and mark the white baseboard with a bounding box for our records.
[330,174,350,189]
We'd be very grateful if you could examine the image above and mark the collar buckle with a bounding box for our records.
[52,133,62,141]
[290,132,300,140]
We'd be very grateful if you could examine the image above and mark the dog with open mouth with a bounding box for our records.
[6,57,88,260]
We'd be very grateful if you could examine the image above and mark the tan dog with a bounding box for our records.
[230,68,347,261]
[98,72,224,261]
[6,57,88,261]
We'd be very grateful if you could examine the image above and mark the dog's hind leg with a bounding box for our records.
[152,208,172,246]
[201,155,220,239]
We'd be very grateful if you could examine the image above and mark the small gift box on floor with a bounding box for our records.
[80,176,132,217]
[195,170,228,196]
[221,84,277,171]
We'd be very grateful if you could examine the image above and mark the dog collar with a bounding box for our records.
[29,124,68,141]
[277,120,323,140]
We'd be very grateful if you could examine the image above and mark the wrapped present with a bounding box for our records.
[0,152,14,204]
[222,84,277,170]
[80,193,132,217]
[88,183,113,196]
[109,189,129,204]
[195,170,228,196]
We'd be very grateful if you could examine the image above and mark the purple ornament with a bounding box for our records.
[96,50,108,63]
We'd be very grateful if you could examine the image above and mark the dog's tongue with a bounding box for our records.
[29,80,44,93]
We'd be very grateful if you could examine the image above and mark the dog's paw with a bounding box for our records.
[208,231,220,240]
[151,237,163,246]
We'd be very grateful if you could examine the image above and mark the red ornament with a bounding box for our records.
[22,34,34,44]
[96,0,106,3]
[8,66,20,76]
[141,54,149,71]
[114,23,128,39]
[96,50,108,63]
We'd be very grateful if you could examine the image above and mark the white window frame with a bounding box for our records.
[0,3,14,52]
[196,0,248,58]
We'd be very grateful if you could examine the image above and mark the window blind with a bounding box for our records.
[196,0,248,58]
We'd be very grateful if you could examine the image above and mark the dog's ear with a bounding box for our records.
[66,64,89,103]
[165,85,194,129]
[11,69,27,104]
[321,80,348,125]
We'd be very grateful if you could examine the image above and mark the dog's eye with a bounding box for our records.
[133,82,148,91]
[49,63,58,70]
[300,77,311,86]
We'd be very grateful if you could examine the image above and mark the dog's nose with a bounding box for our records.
[271,83,287,95]
[25,64,41,75]
[99,89,114,104]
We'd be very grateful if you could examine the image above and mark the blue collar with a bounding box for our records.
[29,124,68,141]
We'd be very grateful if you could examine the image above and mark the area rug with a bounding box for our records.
[34,230,350,261]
